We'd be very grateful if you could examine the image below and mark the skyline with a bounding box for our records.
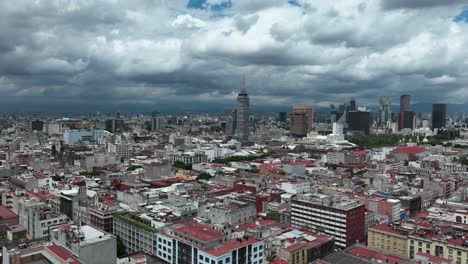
[1,1,468,113]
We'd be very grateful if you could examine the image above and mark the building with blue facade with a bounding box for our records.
[64,129,105,144]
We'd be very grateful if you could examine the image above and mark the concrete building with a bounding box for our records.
[18,200,68,239]
[64,129,104,145]
[172,151,208,165]
[108,143,131,158]
[291,195,365,248]
[156,220,264,264]
[59,186,87,220]
[290,106,314,137]
[80,153,119,171]
[151,116,166,131]
[113,212,158,255]
[50,224,117,264]
[198,199,256,226]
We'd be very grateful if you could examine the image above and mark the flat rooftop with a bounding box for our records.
[202,237,261,257]
[171,220,224,242]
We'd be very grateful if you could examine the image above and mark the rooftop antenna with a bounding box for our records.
[242,74,245,89]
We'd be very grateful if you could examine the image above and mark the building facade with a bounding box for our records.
[290,106,314,137]
[432,103,446,130]
[232,87,250,140]
[291,196,365,248]
[379,96,392,126]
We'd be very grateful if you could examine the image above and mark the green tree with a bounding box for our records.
[197,172,212,181]
[266,211,280,221]
[79,170,101,177]
[173,161,192,170]
[51,175,64,181]
[127,165,143,171]
[116,236,126,257]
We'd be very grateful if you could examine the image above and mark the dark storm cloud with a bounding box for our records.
[0,0,468,113]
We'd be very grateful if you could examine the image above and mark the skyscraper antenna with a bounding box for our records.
[242,74,245,89]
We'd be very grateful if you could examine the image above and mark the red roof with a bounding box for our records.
[416,252,450,264]
[173,221,224,242]
[0,206,17,219]
[202,238,261,257]
[350,247,406,264]
[47,245,81,264]
[396,146,426,155]
[370,224,411,236]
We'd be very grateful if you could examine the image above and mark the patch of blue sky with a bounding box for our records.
[288,0,301,7]
[187,0,232,11]
[454,7,468,23]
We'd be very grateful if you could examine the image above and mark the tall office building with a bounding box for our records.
[349,98,357,111]
[150,109,165,131]
[379,96,392,126]
[30,119,44,132]
[399,95,414,130]
[432,103,447,130]
[105,118,124,133]
[399,111,415,130]
[330,104,338,123]
[278,112,287,122]
[151,117,165,131]
[348,111,372,134]
[231,85,250,140]
[400,95,411,112]
[290,106,314,137]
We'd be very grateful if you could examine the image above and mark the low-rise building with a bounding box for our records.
[50,224,117,264]
[368,224,411,258]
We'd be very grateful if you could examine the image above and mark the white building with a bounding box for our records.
[18,200,68,239]
[50,224,117,264]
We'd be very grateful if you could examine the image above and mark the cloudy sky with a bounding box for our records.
[1,0,468,113]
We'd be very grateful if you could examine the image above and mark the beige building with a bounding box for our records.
[408,234,468,263]
[368,224,411,257]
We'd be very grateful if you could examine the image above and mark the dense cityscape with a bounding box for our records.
[0,86,468,264]
[3,1,468,264]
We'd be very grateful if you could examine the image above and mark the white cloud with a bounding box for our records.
[1,0,468,109]
[172,14,206,29]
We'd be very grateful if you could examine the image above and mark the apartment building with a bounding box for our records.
[113,212,158,255]
[18,200,68,239]
[367,224,411,257]
[156,220,264,264]
[291,194,365,248]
